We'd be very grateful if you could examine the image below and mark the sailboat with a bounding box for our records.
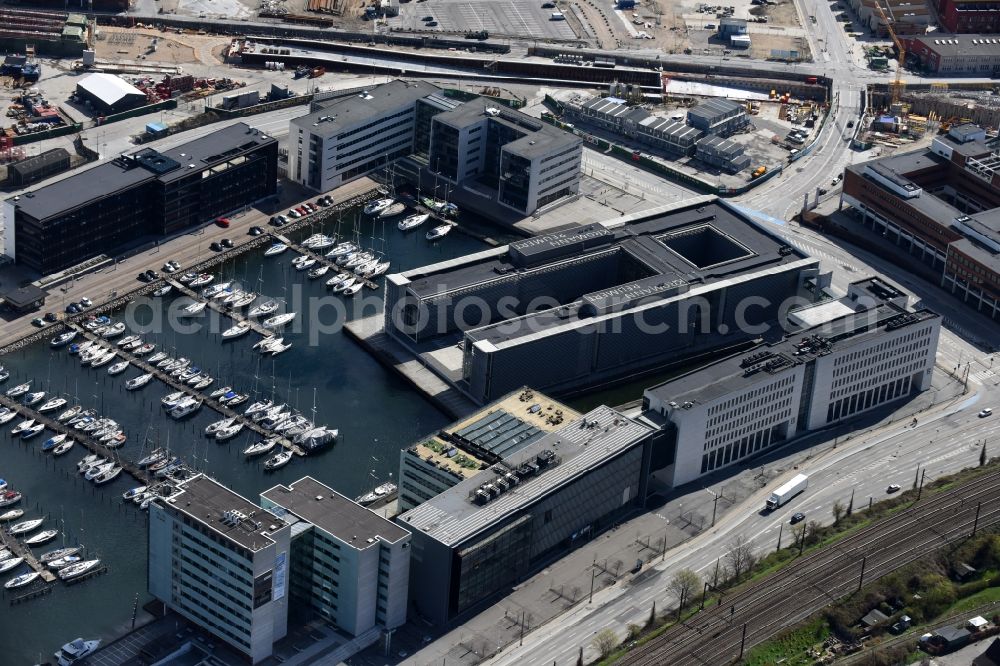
[263,313,296,329]
[248,301,279,318]
[125,373,153,391]
[179,301,207,317]
[426,224,453,240]
[363,198,395,215]
[264,450,292,470]
[244,437,278,457]
[222,321,251,340]
[398,213,430,231]
[264,243,288,257]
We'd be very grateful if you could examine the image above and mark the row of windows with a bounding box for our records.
[826,375,912,423]
[175,522,253,577]
[833,326,932,369]
[831,352,928,399]
[538,154,579,178]
[334,107,412,142]
[175,558,252,616]
[538,173,578,196]
[708,375,796,418]
[176,589,252,651]
[332,124,414,168]
[541,144,581,164]
[705,403,793,451]
[700,423,787,474]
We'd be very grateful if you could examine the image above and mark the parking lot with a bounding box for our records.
[389,0,578,40]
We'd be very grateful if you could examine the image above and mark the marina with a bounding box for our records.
[165,279,273,340]
[66,325,306,458]
[0,189,488,662]
[272,234,379,291]
[0,525,56,585]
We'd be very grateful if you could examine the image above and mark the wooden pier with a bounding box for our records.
[67,325,305,457]
[274,235,379,291]
[0,524,56,584]
[0,393,151,487]
[166,278,273,339]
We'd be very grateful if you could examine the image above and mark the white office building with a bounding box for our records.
[643,278,940,487]
[148,475,291,664]
[288,80,443,191]
[261,477,411,637]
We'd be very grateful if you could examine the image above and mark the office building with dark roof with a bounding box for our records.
[3,122,277,275]
[261,477,411,637]
[397,405,655,625]
[148,474,292,664]
[643,278,940,487]
[384,198,826,405]
[398,387,580,511]
[841,124,1000,321]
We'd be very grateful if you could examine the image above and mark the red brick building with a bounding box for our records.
[841,124,1000,321]
[935,0,1000,34]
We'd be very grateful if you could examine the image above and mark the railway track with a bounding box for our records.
[619,469,1000,665]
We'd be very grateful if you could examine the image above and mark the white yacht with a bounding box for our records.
[264,451,292,471]
[169,398,202,419]
[216,423,244,441]
[363,197,394,215]
[125,373,153,391]
[263,313,296,329]
[50,331,77,348]
[398,213,430,231]
[426,224,453,240]
[58,559,101,581]
[5,571,39,589]
[222,321,251,340]
[180,301,207,317]
[264,243,288,257]
[244,437,278,457]
[248,300,279,318]
[55,638,101,666]
[293,256,317,271]
[107,361,130,376]
[101,322,126,338]
[39,397,67,413]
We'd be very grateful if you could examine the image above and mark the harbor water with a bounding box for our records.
[0,210,487,664]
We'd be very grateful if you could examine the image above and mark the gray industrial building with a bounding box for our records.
[397,405,655,625]
[8,148,70,187]
[687,98,751,137]
[566,96,701,156]
[384,198,826,405]
[643,278,940,487]
[695,135,752,174]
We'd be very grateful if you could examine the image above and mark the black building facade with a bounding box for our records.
[6,123,277,275]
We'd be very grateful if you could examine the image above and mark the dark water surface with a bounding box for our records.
[0,211,486,664]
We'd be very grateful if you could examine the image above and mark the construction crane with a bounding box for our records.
[873,1,905,107]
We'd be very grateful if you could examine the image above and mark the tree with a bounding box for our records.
[668,569,701,618]
[725,535,756,581]
[592,628,618,658]
[832,500,846,524]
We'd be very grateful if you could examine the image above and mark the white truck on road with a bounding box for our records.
[765,473,809,510]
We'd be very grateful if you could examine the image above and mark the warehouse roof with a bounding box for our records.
[688,98,744,125]
[911,34,1000,58]
[398,406,652,547]
[292,79,440,138]
[8,148,70,178]
[76,73,145,106]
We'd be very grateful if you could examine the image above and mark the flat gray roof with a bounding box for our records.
[688,98,744,124]
[292,79,440,139]
[167,474,282,552]
[262,476,409,546]
[645,302,939,407]
[398,406,652,548]
[914,34,1000,58]
[434,97,579,159]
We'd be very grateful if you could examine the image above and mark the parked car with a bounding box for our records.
[145,269,159,280]
[887,483,901,493]
[80,297,93,308]
[790,512,806,524]
[980,408,994,418]
[288,209,301,219]
[31,317,45,327]
[210,242,223,252]
[316,198,329,207]
[65,304,79,314]
[422,15,433,20]
[221,238,234,249]
[216,217,231,228]
[249,226,264,236]
[426,20,438,26]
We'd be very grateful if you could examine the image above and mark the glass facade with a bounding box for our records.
[431,123,462,180]
[499,152,531,212]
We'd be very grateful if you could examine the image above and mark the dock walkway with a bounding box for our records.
[67,325,305,457]
[0,393,148,486]
[275,235,379,291]
[166,279,272,339]
[0,527,56,584]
